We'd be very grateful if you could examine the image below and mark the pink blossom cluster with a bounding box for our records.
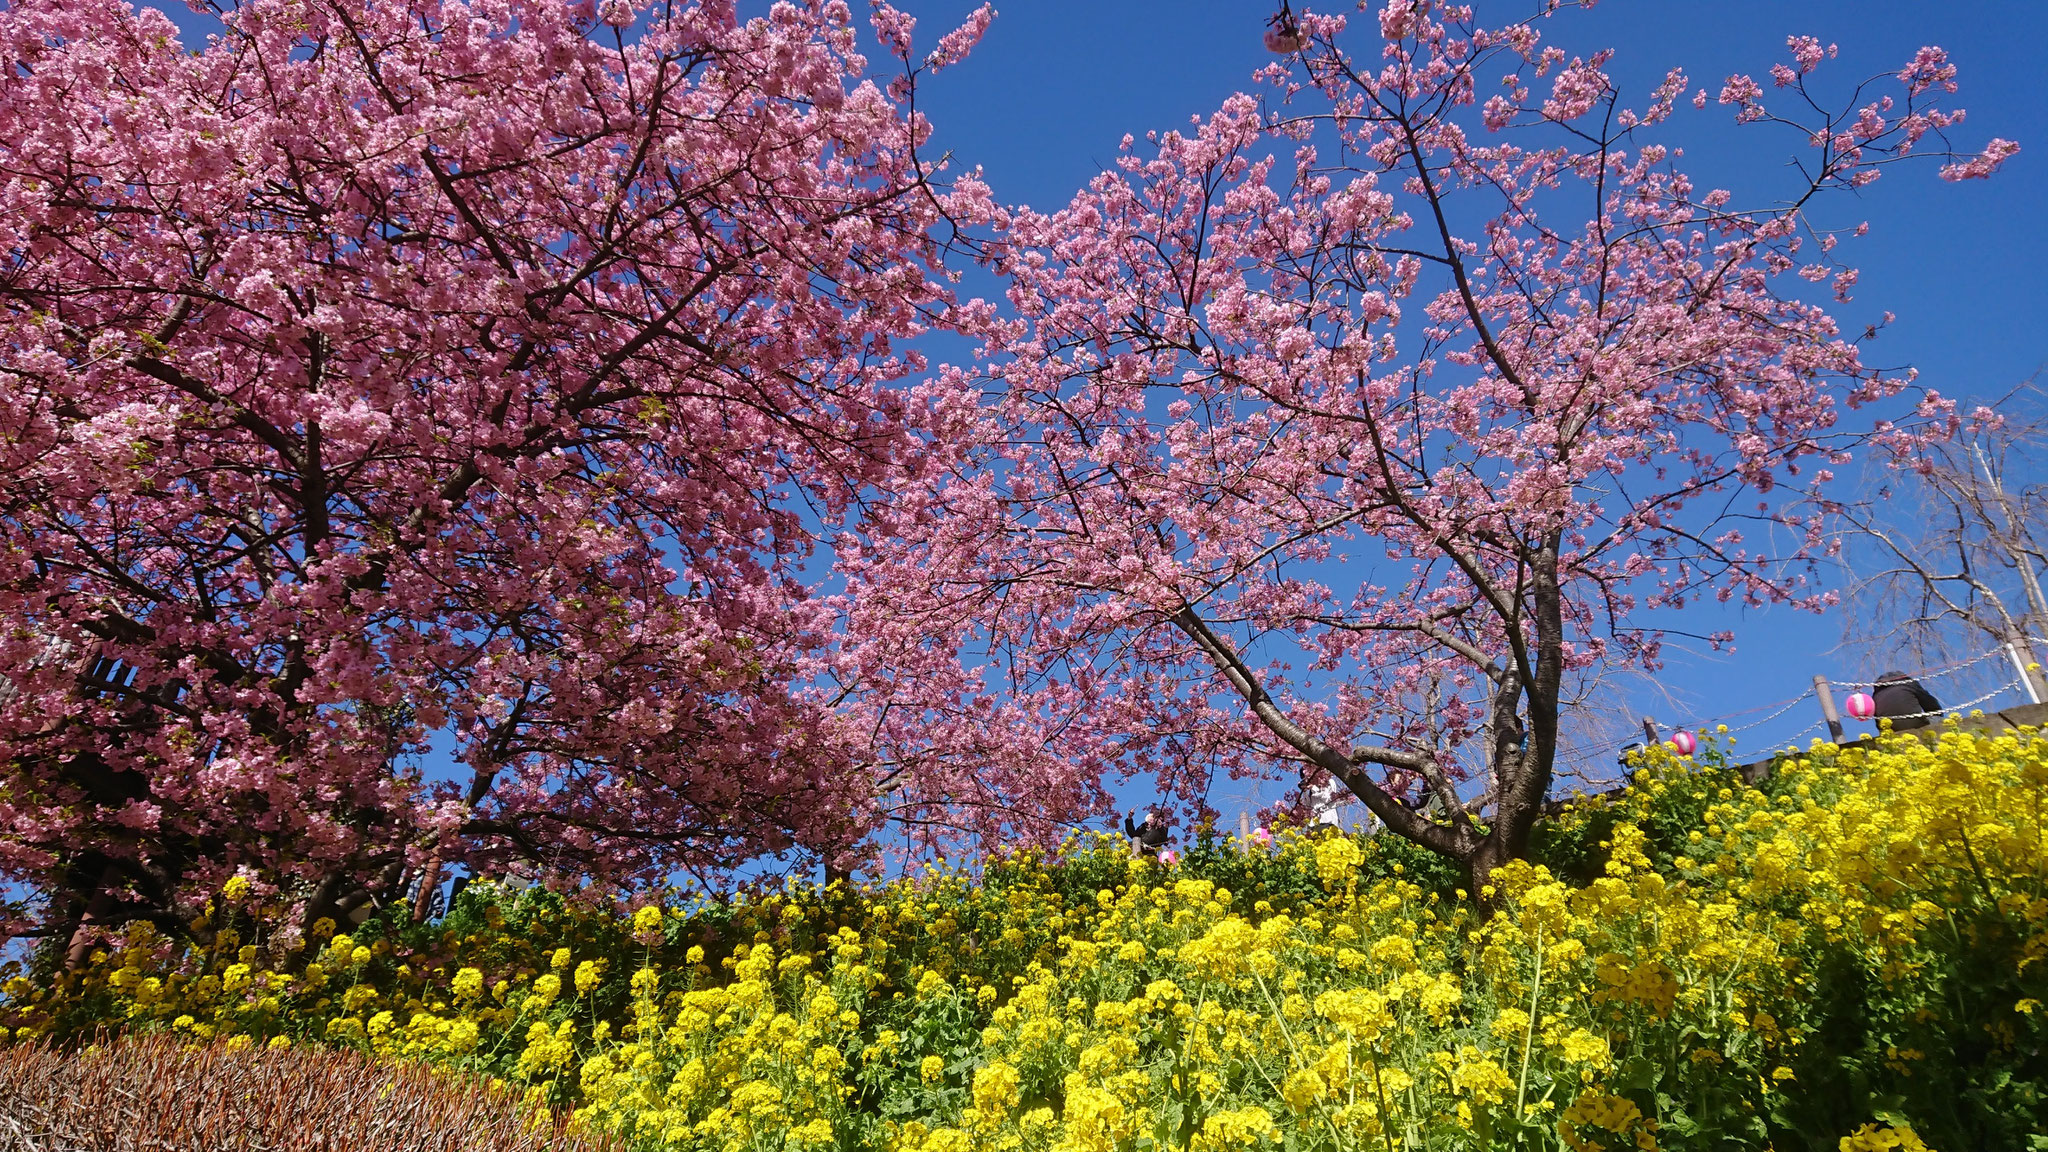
[841,0,2013,879]
[0,0,986,929]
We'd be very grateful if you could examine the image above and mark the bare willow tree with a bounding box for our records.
[1834,380,2048,704]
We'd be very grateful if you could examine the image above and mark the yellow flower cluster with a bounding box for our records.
[3,724,2042,1152]
[1836,1122,1931,1152]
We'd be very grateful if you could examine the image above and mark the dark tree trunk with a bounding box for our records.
[62,861,123,971]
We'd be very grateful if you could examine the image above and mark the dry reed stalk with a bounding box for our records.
[0,1034,617,1151]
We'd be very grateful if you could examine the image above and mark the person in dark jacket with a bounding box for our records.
[1872,670,1941,731]
[1124,811,1170,858]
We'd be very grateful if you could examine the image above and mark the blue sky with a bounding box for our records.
[145,0,2048,841]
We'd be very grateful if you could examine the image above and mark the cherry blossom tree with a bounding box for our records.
[845,1,2017,894]
[0,0,991,951]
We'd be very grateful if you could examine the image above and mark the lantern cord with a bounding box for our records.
[1783,717,1829,744]
[1826,644,2010,691]
[1695,689,1813,737]
[1859,675,2025,724]
[1698,689,1808,722]
[1688,673,2026,758]
[1751,716,1829,753]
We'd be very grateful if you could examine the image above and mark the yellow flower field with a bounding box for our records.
[5,724,2044,1151]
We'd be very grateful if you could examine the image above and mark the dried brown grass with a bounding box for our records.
[0,1033,616,1151]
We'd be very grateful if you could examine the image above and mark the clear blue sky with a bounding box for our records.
[149,0,2048,829]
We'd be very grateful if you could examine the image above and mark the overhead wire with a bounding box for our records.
[1704,690,1813,737]
[1826,644,2012,690]
[1661,644,2037,755]
[1225,646,2038,823]
[1865,675,2024,723]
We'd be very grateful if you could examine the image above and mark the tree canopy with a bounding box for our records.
[0,0,2017,943]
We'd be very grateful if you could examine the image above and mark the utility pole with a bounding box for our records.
[1813,675,1845,741]
[2009,641,2043,705]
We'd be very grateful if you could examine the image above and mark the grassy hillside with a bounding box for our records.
[4,726,2044,1151]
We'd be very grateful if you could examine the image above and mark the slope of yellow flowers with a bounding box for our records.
[4,724,2044,1151]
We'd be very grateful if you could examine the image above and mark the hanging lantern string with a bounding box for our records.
[1782,716,1830,744]
[1666,644,2039,756]
[1826,644,2011,690]
[1722,674,2028,755]
[1701,689,1810,721]
[1691,689,1814,737]
[1858,674,2026,723]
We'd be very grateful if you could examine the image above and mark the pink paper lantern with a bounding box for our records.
[1845,691,1876,720]
[1667,729,1698,756]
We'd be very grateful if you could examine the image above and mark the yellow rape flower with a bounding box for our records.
[1838,1122,1931,1152]
[1193,1106,1278,1151]
[632,904,663,937]
[1280,1068,1325,1112]
[531,973,562,1008]
[972,1060,1020,1115]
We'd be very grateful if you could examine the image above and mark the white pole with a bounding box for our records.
[2010,641,2042,704]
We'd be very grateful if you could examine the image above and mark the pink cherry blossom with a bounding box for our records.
[854,4,2011,895]
[0,0,969,946]
[1785,35,1832,78]
[1266,4,1307,54]
[1719,73,1767,122]
[1941,137,2021,181]
[927,4,993,71]
[1541,55,1610,122]
[1899,46,1958,96]
[870,1,917,60]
